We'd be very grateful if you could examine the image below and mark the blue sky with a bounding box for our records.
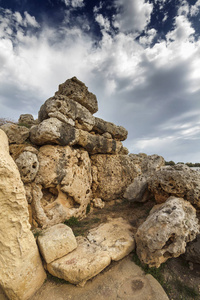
[0,0,200,163]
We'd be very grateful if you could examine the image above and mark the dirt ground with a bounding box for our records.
[1,199,200,300]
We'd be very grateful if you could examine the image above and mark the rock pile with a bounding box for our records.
[1,77,141,228]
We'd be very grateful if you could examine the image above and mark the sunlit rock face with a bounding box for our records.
[135,197,200,268]
[0,129,46,300]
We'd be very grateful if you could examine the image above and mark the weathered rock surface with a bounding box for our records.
[0,129,46,300]
[18,114,38,126]
[136,197,199,268]
[55,76,98,114]
[184,234,200,264]
[47,236,111,286]
[91,154,138,201]
[30,118,79,146]
[148,164,200,207]
[87,218,135,261]
[129,153,165,175]
[31,145,92,227]
[38,95,95,131]
[31,256,169,300]
[37,223,77,263]
[1,123,29,144]
[47,218,135,286]
[78,129,123,154]
[15,151,39,183]
[124,175,150,202]
[93,117,128,141]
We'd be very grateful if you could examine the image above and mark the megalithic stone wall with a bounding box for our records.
[0,129,46,300]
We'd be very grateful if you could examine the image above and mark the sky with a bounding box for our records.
[0,0,200,163]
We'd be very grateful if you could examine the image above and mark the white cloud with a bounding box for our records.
[62,0,84,8]
[95,14,111,32]
[1,6,200,162]
[24,11,40,27]
[166,15,195,42]
[178,0,190,16]
[112,0,153,33]
[139,28,157,46]
[190,0,200,16]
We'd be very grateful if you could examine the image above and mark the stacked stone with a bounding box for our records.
[0,77,139,229]
[29,76,128,155]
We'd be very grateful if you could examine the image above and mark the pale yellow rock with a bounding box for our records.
[0,130,46,300]
[91,154,139,201]
[32,145,92,227]
[47,236,111,286]
[87,218,135,261]
[37,224,77,263]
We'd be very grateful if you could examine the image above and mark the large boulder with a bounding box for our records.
[55,76,98,114]
[93,117,128,141]
[30,118,79,146]
[37,223,77,263]
[135,197,199,268]
[31,145,92,227]
[0,129,46,300]
[38,95,95,131]
[1,123,29,144]
[91,154,139,201]
[124,175,150,202]
[129,153,165,175]
[87,218,135,261]
[47,236,111,286]
[47,218,135,286]
[148,164,200,207]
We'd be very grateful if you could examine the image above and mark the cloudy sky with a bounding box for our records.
[0,0,200,163]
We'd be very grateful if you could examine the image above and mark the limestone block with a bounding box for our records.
[1,123,29,144]
[55,76,98,114]
[148,164,200,207]
[78,130,123,154]
[18,114,38,126]
[47,236,111,286]
[37,223,77,263]
[129,153,165,175]
[124,175,150,202]
[94,117,128,141]
[32,145,92,227]
[0,129,46,300]
[30,118,79,146]
[15,151,39,183]
[87,218,135,261]
[38,95,95,132]
[135,197,200,268]
[91,154,138,201]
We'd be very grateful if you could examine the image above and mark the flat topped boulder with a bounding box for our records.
[87,217,135,261]
[47,218,135,286]
[47,236,111,286]
[55,77,98,114]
